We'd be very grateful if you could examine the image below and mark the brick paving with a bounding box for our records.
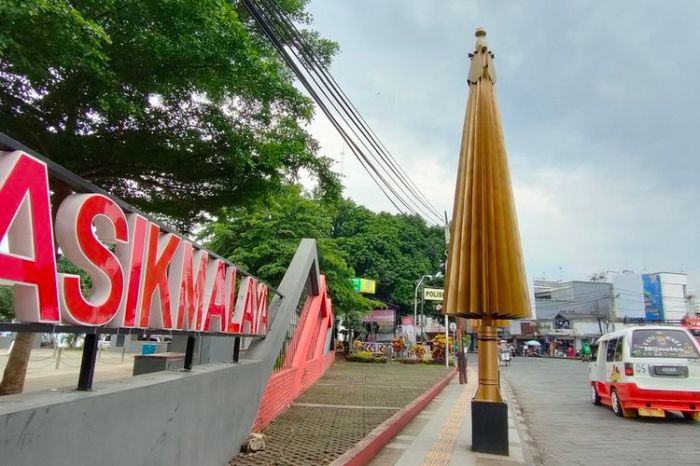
[230,359,449,466]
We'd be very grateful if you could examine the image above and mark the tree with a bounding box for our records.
[331,199,446,316]
[202,185,377,324]
[0,0,337,394]
[0,0,337,230]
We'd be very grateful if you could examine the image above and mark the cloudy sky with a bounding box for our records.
[302,0,700,287]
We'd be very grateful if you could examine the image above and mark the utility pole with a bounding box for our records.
[420,290,425,342]
[609,288,618,332]
[414,275,433,343]
[595,300,604,334]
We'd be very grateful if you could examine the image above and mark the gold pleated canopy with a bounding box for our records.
[443,29,531,323]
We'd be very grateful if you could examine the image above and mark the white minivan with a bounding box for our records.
[589,326,700,420]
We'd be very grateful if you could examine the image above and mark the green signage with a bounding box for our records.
[352,278,376,294]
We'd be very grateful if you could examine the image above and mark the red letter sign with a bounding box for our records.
[139,223,181,328]
[169,241,208,331]
[202,259,228,332]
[111,214,149,328]
[0,151,59,322]
[255,282,269,335]
[56,194,128,325]
[233,277,258,334]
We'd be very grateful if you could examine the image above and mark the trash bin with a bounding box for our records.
[142,343,157,355]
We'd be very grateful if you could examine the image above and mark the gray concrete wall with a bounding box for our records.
[169,335,221,364]
[108,334,168,354]
[199,336,236,365]
[0,360,266,466]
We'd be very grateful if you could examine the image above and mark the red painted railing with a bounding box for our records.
[252,275,335,431]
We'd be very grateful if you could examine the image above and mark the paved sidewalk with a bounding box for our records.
[368,370,530,466]
[0,348,134,393]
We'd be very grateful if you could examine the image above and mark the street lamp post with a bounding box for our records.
[414,274,433,342]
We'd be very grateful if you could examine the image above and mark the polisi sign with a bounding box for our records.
[423,287,444,301]
[0,150,269,335]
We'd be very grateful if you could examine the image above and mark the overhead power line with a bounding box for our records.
[258,0,443,221]
[240,0,444,226]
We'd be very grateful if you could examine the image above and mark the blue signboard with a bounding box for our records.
[642,274,664,321]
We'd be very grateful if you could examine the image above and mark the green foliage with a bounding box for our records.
[0,0,338,231]
[346,350,385,363]
[0,286,12,321]
[332,199,446,315]
[201,185,377,323]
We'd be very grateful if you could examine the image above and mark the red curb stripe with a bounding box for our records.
[330,368,458,466]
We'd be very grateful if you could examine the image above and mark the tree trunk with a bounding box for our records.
[0,179,72,396]
[0,332,35,395]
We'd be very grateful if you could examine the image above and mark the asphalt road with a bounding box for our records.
[502,357,700,466]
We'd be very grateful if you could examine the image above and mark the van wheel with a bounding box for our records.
[611,389,623,417]
[591,384,601,406]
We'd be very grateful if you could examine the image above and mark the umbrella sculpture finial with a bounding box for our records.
[468,28,496,84]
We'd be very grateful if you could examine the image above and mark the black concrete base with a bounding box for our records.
[471,400,509,456]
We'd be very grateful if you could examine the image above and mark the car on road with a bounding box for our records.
[589,326,700,420]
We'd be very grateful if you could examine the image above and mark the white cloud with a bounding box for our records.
[305,0,700,282]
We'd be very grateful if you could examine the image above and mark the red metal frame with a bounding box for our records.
[252,275,335,430]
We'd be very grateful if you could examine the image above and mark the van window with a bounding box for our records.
[605,338,617,362]
[630,329,700,359]
[614,338,624,361]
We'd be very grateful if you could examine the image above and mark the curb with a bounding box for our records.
[500,377,540,465]
[501,377,544,466]
[330,368,457,466]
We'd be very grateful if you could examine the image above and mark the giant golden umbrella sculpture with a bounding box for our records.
[443,28,531,456]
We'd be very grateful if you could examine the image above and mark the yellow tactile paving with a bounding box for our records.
[421,382,472,466]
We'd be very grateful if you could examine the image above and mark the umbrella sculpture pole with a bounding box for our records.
[475,317,501,401]
[442,28,531,456]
